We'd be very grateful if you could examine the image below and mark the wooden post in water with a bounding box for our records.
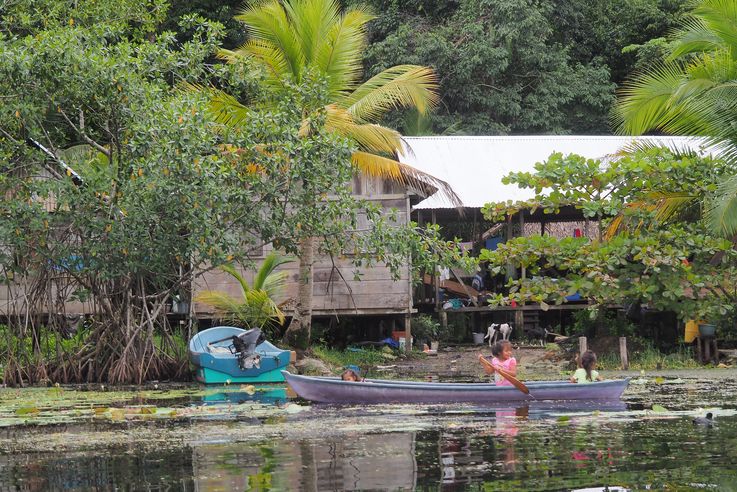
[619,337,629,370]
[579,337,587,357]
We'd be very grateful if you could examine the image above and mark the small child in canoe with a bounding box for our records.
[341,365,363,382]
[478,340,517,386]
[570,350,604,383]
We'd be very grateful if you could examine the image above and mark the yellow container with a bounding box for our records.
[684,319,701,343]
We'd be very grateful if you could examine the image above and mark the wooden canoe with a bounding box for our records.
[282,371,629,404]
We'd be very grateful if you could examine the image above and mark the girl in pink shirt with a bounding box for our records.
[481,340,517,386]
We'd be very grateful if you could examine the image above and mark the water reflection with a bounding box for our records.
[200,385,290,406]
[193,433,417,491]
[3,384,737,490]
[188,400,630,490]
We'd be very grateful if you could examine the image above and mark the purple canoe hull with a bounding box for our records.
[282,371,629,404]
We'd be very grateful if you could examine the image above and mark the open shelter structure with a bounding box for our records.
[400,135,716,339]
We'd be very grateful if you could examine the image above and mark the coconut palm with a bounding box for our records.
[196,253,293,334]
[207,0,459,349]
[614,0,737,236]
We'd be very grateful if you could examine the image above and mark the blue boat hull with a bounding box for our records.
[189,326,291,384]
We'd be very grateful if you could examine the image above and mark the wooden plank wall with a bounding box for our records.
[0,279,98,316]
[194,176,413,317]
[2,175,416,318]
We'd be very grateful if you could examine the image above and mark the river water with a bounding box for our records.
[1,372,736,491]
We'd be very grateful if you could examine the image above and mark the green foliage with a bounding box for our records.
[479,148,737,324]
[571,309,638,338]
[411,314,442,342]
[445,312,473,342]
[162,0,247,49]
[481,224,737,322]
[364,0,614,134]
[0,324,90,363]
[209,0,470,350]
[597,342,700,370]
[615,0,737,237]
[312,345,393,371]
[196,253,293,335]
[482,148,733,226]
[361,0,685,135]
[0,0,346,383]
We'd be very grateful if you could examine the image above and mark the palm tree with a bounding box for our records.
[614,0,737,236]
[196,253,293,335]
[208,0,460,350]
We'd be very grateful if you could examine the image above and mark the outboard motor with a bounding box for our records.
[230,328,266,370]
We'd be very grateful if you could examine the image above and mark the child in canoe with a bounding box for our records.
[341,365,363,382]
[478,340,517,386]
[570,350,603,383]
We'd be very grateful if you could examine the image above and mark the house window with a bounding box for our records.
[352,174,362,195]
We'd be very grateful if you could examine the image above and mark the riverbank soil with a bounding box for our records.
[378,344,573,381]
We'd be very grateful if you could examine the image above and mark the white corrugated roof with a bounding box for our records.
[400,136,715,209]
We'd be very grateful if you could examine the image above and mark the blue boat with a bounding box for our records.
[189,326,292,384]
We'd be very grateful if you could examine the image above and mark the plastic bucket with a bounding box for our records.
[398,337,413,350]
[698,324,716,337]
[684,320,699,343]
[472,332,485,345]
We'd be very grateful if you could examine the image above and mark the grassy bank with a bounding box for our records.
[597,343,702,371]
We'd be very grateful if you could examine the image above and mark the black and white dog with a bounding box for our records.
[484,322,513,346]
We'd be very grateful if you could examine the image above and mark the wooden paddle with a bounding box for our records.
[478,354,530,395]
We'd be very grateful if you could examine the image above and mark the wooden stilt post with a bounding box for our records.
[404,314,412,353]
[514,309,524,340]
[579,337,587,357]
[619,337,629,370]
[704,336,711,364]
[713,338,719,365]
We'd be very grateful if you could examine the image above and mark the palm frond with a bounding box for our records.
[219,41,292,88]
[195,291,245,314]
[317,8,373,96]
[603,214,626,239]
[235,0,304,80]
[705,173,737,236]
[694,0,737,52]
[614,61,687,135]
[220,263,251,294]
[351,151,461,207]
[253,252,293,293]
[191,84,253,129]
[341,65,439,122]
[614,138,705,158]
[604,192,697,238]
[326,105,403,153]
[244,289,286,325]
[668,16,722,59]
[285,0,340,68]
[649,192,700,222]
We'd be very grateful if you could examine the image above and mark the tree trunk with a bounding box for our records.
[283,236,314,352]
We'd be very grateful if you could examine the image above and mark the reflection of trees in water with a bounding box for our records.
[0,445,196,491]
[191,433,418,491]
[10,405,737,490]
